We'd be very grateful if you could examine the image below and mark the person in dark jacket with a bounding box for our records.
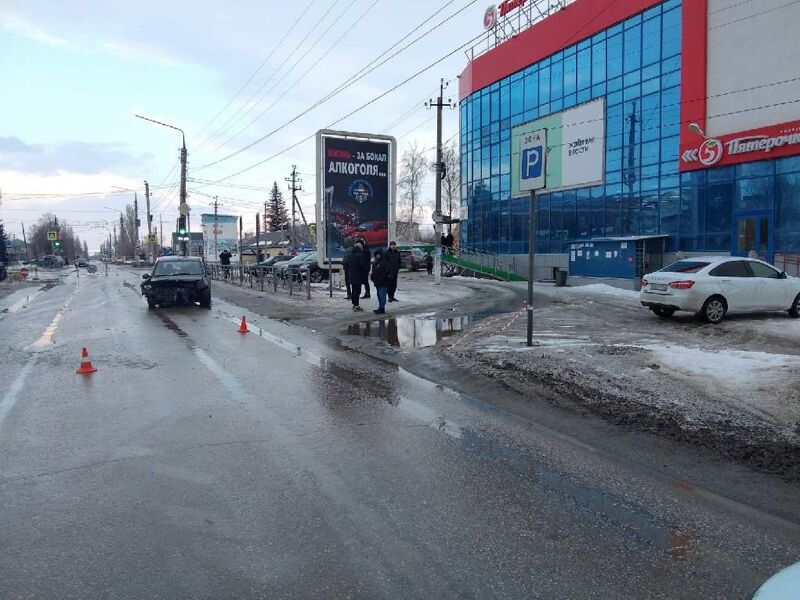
[358,239,371,299]
[341,237,354,300]
[385,241,401,302]
[370,249,390,314]
[425,252,434,275]
[219,249,232,280]
[348,242,370,311]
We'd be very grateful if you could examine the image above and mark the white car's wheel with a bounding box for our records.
[789,293,800,318]
[701,296,726,324]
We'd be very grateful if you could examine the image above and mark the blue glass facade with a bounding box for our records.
[459,0,800,260]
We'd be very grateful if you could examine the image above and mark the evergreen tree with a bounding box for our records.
[266,182,289,232]
[0,219,8,264]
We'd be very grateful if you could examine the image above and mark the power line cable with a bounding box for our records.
[194,0,338,154]
[195,0,479,171]
[190,0,320,151]
[200,0,380,159]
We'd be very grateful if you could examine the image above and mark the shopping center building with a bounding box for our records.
[458,0,800,280]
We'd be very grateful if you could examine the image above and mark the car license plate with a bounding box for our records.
[650,283,667,291]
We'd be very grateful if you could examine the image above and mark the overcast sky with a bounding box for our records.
[0,0,486,250]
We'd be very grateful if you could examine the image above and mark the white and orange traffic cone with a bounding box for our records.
[76,347,97,374]
[237,315,250,334]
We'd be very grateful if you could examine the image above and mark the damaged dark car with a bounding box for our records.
[141,256,211,309]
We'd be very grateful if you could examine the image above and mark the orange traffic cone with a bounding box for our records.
[76,347,97,374]
[237,315,250,334]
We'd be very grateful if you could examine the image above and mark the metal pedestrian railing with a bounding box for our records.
[441,246,526,282]
[207,263,313,299]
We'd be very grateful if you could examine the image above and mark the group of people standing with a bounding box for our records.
[343,240,402,314]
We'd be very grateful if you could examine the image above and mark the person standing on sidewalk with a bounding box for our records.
[342,237,354,300]
[385,241,401,302]
[219,249,232,280]
[359,239,372,300]
[370,249,390,314]
[348,242,369,312]
[425,252,433,275]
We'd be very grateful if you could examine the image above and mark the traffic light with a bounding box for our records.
[178,215,187,236]
[53,240,62,248]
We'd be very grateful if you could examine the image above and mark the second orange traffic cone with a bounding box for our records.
[237,315,250,334]
[76,347,97,374]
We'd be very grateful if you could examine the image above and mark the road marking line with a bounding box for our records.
[2,289,45,314]
[0,358,36,431]
[28,285,79,352]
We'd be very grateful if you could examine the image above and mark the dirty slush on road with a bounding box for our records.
[444,289,800,480]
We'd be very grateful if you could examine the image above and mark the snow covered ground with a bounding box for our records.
[449,280,800,471]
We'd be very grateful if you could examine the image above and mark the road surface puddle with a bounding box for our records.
[346,315,470,347]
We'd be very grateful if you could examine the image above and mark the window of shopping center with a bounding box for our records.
[460,0,683,254]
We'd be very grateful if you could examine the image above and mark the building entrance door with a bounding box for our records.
[734,212,772,261]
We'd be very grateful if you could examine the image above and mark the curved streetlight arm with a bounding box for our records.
[135,114,185,147]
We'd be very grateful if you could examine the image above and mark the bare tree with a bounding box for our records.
[397,141,430,240]
[441,141,460,234]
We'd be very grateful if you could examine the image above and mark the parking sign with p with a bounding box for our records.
[519,129,547,192]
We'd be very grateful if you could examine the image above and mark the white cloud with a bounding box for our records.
[100,41,192,68]
[0,169,142,201]
[0,15,70,47]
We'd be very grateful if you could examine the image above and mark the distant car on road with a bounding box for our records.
[640,256,800,324]
[77,258,89,267]
[400,248,426,271]
[248,254,292,276]
[141,256,211,309]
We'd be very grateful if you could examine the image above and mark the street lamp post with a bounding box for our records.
[135,114,189,256]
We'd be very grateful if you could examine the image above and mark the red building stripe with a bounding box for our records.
[459,0,664,99]
[679,0,709,171]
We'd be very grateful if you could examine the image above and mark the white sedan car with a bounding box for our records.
[640,256,800,324]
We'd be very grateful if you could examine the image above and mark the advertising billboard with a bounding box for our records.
[511,98,605,196]
[315,130,397,264]
[200,213,240,261]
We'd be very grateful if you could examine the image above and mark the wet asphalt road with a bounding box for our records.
[1,268,799,599]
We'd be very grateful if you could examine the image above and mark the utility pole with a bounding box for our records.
[211,196,222,260]
[145,181,154,263]
[180,136,188,256]
[427,78,455,285]
[159,215,164,250]
[133,192,141,264]
[113,224,118,260]
[21,223,29,261]
[625,99,638,238]
[286,165,302,250]
[255,212,261,262]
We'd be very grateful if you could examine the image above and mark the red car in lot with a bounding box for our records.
[342,221,388,247]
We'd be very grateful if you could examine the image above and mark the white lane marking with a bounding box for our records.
[4,289,45,313]
[192,347,249,402]
[217,310,322,367]
[28,285,79,352]
[0,358,36,430]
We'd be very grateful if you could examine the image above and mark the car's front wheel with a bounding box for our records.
[788,293,800,318]
[310,270,323,284]
[700,296,726,324]
[199,289,211,308]
[652,306,675,318]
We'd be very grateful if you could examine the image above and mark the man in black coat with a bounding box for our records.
[385,241,402,302]
[348,242,370,312]
[359,239,371,299]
